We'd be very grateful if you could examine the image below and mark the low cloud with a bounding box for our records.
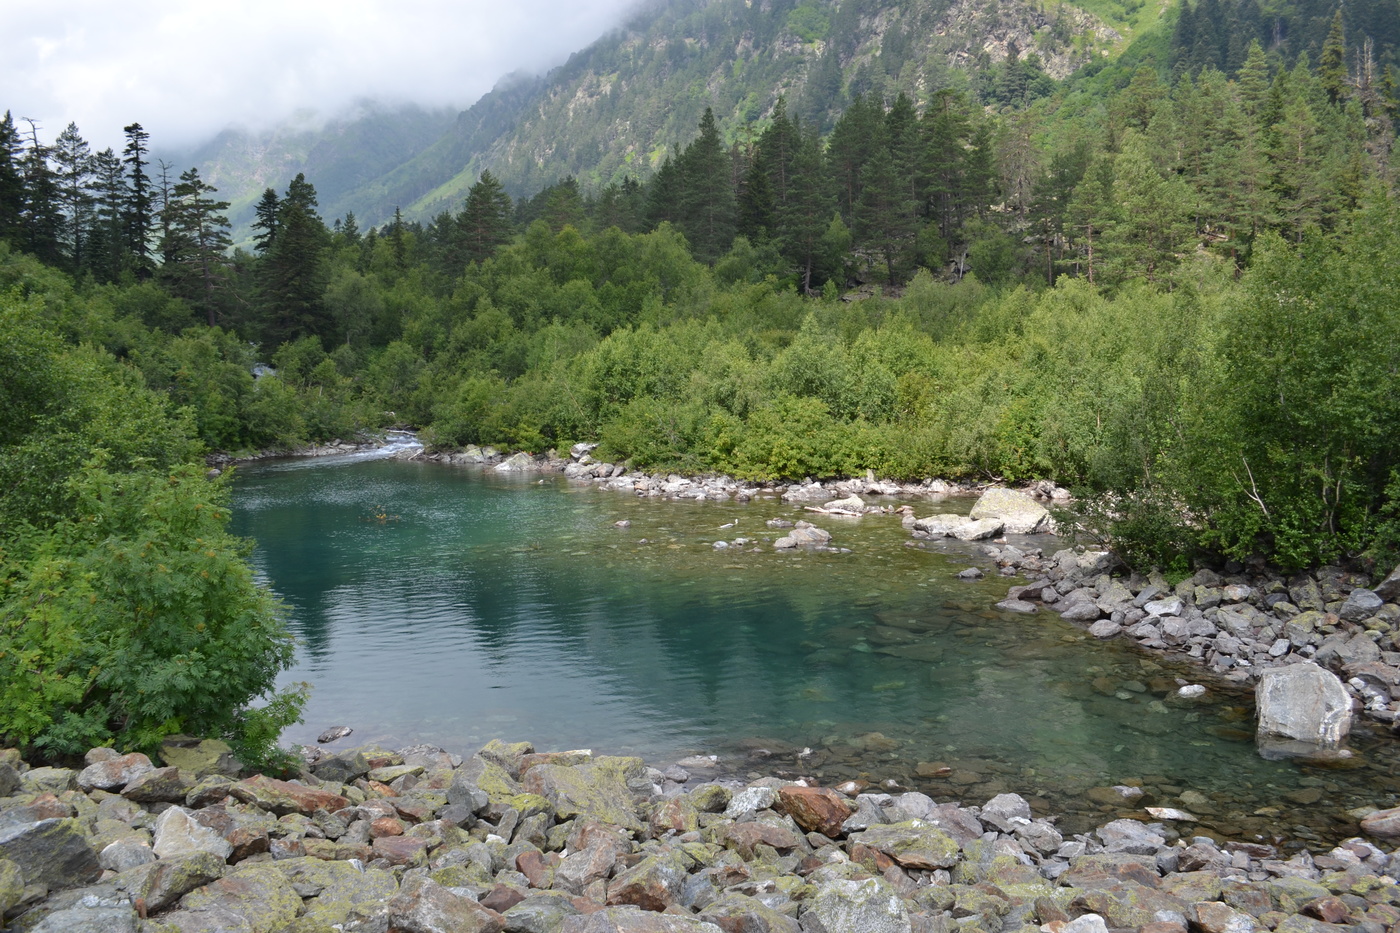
[5,0,641,151]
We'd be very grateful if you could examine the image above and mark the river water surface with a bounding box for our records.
[231,450,1400,848]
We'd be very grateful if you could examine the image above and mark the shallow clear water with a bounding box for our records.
[231,455,1400,847]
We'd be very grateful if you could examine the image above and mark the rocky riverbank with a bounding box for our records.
[439,440,1400,739]
[4,736,1400,933]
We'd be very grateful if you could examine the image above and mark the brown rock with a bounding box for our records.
[370,817,405,838]
[776,786,853,838]
[1359,806,1400,838]
[77,752,155,792]
[606,850,690,913]
[1301,897,1351,924]
[556,845,619,895]
[712,822,799,858]
[1192,900,1258,933]
[481,884,528,913]
[228,774,349,815]
[372,834,430,867]
[517,849,556,888]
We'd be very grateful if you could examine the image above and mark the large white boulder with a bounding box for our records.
[1256,662,1352,759]
[968,488,1050,534]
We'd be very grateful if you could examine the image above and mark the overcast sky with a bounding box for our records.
[4,0,643,152]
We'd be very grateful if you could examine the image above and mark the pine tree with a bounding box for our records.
[121,123,153,274]
[458,170,513,265]
[18,119,63,265]
[777,129,836,292]
[87,148,127,282]
[159,168,232,325]
[675,108,737,262]
[1103,133,1195,284]
[260,174,330,345]
[1318,10,1349,104]
[251,188,280,253]
[854,145,917,285]
[0,112,23,243]
[51,122,94,273]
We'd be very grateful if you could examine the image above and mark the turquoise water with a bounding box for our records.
[231,454,1399,845]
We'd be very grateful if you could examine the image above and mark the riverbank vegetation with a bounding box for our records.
[2,11,1400,759]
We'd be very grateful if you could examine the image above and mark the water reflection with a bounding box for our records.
[232,458,1398,847]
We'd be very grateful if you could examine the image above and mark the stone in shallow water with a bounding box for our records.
[1255,663,1352,756]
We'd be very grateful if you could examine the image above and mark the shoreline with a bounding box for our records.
[3,736,1399,932]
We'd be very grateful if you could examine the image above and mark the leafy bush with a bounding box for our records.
[0,462,304,766]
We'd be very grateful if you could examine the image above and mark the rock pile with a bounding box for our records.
[5,738,1400,933]
[977,542,1400,731]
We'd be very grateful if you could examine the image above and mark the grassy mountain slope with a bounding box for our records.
[161,102,456,248]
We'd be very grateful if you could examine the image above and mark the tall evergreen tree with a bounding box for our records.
[87,148,127,282]
[260,174,330,345]
[18,119,63,265]
[159,168,232,325]
[51,122,94,273]
[1318,10,1349,104]
[121,122,153,274]
[675,108,737,262]
[251,188,280,253]
[458,170,513,264]
[0,112,23,243]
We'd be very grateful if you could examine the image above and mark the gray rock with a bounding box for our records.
[1374,565,1400,603]
[847,821,960,870]
[951,518,1004,542]
[1088,620,1122,638]
[725,786,777,818]
[494,451,535,472]
[1061,915,1109,933]
[22,767,77,795]
[979,794,1031,832]
[561,909,724,932]
[1061,603,1102,623]
[1145,597,1184,617]
[0,819,102,891]
[968,488,1049,534]
[76,754,155,793]
[802,877,912,933]
[1256,663,1352,755]
[504,891,584,932]
[152,807,234,861]
[1338,589,1384,623]
[388,874,502,933]
[912,514,966,537]
[1095,819,1165,854]
[135,851,227,913]
[98,840,155,874]
[774,522,832,549]
[995,599,1038,614]
[29,902,138,933]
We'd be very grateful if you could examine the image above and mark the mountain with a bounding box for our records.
[159,102,457,248]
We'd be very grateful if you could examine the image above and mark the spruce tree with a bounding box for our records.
[251,188,280,253]
[0,112,23,243]
[121,123,153,274]
[18,119,63,265]
[1318,10,1349,104]
[458,170,513,264]
[51,122,94,273]
[260,174,330,345]
[675,108,737,262]
[158,168,232,325]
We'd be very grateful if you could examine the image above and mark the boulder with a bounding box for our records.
[606,849,690,911]
[136,850,227,913]
[389,874,503,933]
[173,863,303,933]
[847,821,960,870]
[1359,807,1400,838]
[523,756,646,832]
[159,736,241,777]
[494,451,535,472]
[912,514,966,536]
[1373,564,1400,603]
[979,793,1031,832]
[822,495,867,512]
[1255,663,1352,757]
[777,786,853,838]
[802,877,912,933]
[1337,589,1383,623]
[951,518,1004,542]
[152,806,234,861]
[773,522,832,549]
[0,818,102,890]
[76,753,155,792]
[561,909,724,932]
[969,488,1050,534]
[227,774,349,815]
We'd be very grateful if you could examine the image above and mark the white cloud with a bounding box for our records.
[3,0,641,151]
